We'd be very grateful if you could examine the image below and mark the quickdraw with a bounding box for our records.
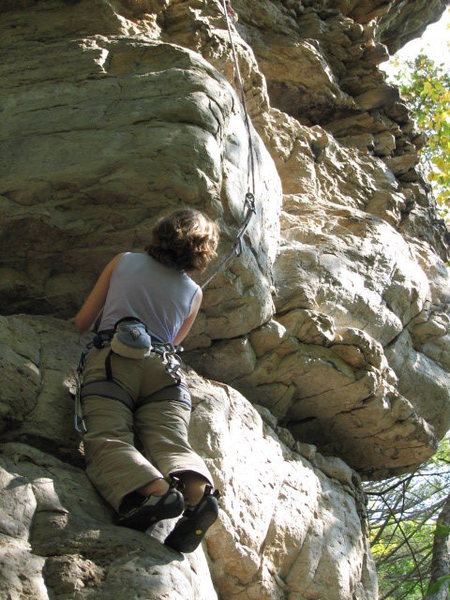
[74,350,88,433]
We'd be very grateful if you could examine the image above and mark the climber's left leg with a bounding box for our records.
[134,399,213,491]
[164,484,220,553]
[134,397,219,552]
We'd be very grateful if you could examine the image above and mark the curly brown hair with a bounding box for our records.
[146,209,219,272]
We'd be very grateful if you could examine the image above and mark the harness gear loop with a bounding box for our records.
[105,350,114,381]
[74,350,88,433]
[151,342,183,385]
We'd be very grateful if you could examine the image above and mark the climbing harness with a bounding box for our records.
[73,318,186,434]
[201,0,257,289]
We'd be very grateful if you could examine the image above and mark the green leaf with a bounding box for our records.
[390,54,449,223]
[429,574,450,594]
[435,523,450,537]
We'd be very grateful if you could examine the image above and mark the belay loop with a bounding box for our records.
[201,0,258,289]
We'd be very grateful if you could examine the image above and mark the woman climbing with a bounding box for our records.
[74,209,220,553]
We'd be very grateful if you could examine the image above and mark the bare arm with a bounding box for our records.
[173,288,203,346]
[74,253,125,333]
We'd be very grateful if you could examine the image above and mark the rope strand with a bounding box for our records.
[222,0,256,197]
[201,0,257,289]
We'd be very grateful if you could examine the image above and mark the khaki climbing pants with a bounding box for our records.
[81,346,213,512]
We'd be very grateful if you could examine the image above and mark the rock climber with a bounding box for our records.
[73,209,220,553]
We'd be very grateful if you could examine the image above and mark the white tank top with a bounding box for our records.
[98,253,200,343]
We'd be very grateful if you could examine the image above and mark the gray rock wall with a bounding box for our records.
[1,0,449,598]
[0,316,377,599]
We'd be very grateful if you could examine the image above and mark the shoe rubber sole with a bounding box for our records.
[117,489,184,531]
[164,494,219,553]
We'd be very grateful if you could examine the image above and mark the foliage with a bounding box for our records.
[364,435,450,600]
[429,574,450,595]
[390,53,449,222]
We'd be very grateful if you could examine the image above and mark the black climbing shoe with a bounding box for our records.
[117,486,184,532]
[164,487,219,553]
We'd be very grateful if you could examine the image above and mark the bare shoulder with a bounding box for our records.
[107,252,127,272]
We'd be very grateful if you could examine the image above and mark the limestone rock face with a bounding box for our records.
[0,316,377,600]
[0,11,281,338]
[189,375,377,600]
[164,0,449,474]
[1,0,449,598]
[376,0,447,53]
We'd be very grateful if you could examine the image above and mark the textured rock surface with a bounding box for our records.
[0,439,218,600]
[0,16,280,335]
[1,0,449,598]
[1,0,449,477]
[0,316,377,599]
[166,0,450,474]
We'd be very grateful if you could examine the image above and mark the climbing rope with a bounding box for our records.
[201,0,257,289]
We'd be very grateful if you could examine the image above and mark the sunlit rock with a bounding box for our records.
[0,0,449,598]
